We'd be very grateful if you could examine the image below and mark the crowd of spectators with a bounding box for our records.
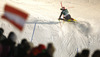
[0,27,100,57]
[0,28,55,57]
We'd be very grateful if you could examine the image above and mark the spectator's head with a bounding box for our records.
[21,39,28,45]
[28,42,34,49]
[38,44,46,53]
[8,31,17,42]
[47,43,55,56]
[81,49,90,57]
[75,53,82,57]
[92,50,100,57]
[31,44,46,56]
[0,28,4,36]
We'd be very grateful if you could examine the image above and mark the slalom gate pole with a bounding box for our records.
[60,1,63,7]
[31,23,37,42]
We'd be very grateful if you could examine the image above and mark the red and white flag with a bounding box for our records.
[2,4,28,31]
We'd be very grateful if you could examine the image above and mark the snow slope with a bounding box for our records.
[0,0,100,57]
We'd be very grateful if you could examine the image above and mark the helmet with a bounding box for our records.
[60,7,65,10]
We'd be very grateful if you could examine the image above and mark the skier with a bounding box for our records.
[58,7,73,21]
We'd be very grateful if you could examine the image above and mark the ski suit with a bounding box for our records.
[59,9,71,20]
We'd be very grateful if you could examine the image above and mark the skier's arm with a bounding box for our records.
[59,12,63,19]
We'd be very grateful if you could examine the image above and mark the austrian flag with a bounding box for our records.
[2,4,28,31]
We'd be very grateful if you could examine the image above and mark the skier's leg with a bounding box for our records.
[64,14,71,21]
[67,14,75,21]
[67,14,71,19]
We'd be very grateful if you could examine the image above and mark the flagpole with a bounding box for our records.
[31,23,37,42]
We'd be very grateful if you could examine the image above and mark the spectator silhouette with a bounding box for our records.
[47,43,55,57]
[75,53,82,57]
[92,50,100,57]
[7,31,17,57]
[35,44,52,57]
[0,28,6,42]
[81,49,90,57]
[30,44,46,57]
[36,43,55,57]
[15,38,30,57]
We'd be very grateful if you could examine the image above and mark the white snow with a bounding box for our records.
[0,0,100,57]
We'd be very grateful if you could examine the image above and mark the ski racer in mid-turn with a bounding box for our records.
[58,7,74,21]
